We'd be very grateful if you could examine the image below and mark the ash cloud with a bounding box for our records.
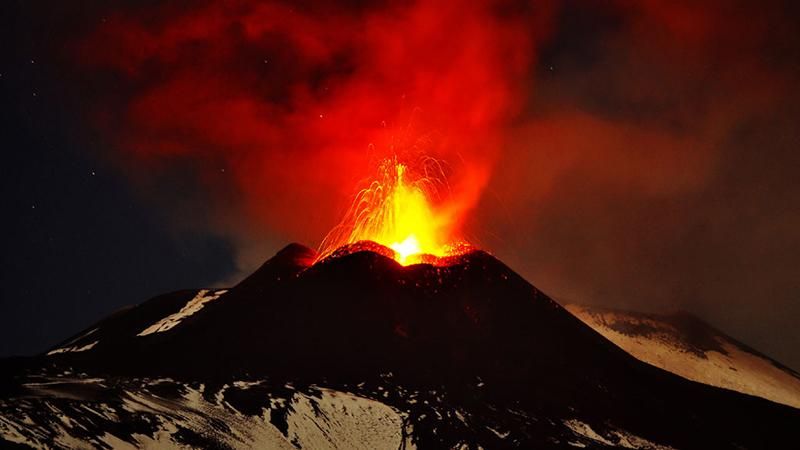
[478,0,800,368]
[76,0,555,276]
[74,1,800,368]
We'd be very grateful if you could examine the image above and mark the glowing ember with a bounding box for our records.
[319,158,467,265]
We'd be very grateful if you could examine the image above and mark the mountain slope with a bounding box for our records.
[566,304,800,409]
[2,243,799,449]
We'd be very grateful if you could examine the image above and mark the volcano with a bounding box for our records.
[1,244,798,448]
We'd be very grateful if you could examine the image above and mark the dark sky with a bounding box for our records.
[3,0,800,370]
[1,1,238,356]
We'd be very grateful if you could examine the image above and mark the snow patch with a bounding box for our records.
[611,429,676,449]
[486,426,510,439]
[47,340,98,356]
[563,420,614,446]
[286,388,415,450]
[137,289,228,336]
[60,327,98,347]
[564,419,675,449]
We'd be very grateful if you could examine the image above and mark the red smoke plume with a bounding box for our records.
[70,0,800,368]
[78,0,554,250]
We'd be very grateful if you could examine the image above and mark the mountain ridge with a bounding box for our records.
[567,303,800,409]
[2,243,799,448]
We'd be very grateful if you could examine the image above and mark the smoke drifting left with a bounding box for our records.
[76,0,556,267]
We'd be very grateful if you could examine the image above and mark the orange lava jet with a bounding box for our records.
[319,157,469,265]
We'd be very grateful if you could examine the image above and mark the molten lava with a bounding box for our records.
[319,158,468,265]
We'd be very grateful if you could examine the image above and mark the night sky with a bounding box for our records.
[3,1,800,370]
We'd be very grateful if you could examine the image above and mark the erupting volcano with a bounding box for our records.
[319,156,471,266]
[4,0,800,448]
[3,147,800,447]
[4,134,798,450]
[3,240,799,448]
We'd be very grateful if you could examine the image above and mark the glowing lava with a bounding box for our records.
[319,158,467,265]
[390,235,421,265]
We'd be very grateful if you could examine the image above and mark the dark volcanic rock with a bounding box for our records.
[2,243,798,449]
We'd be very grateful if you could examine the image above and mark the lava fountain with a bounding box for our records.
[318,157,470,265]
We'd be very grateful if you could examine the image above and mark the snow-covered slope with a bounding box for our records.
[0,374,414,449]
[0,371,683,450]
[566,304,800,409]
